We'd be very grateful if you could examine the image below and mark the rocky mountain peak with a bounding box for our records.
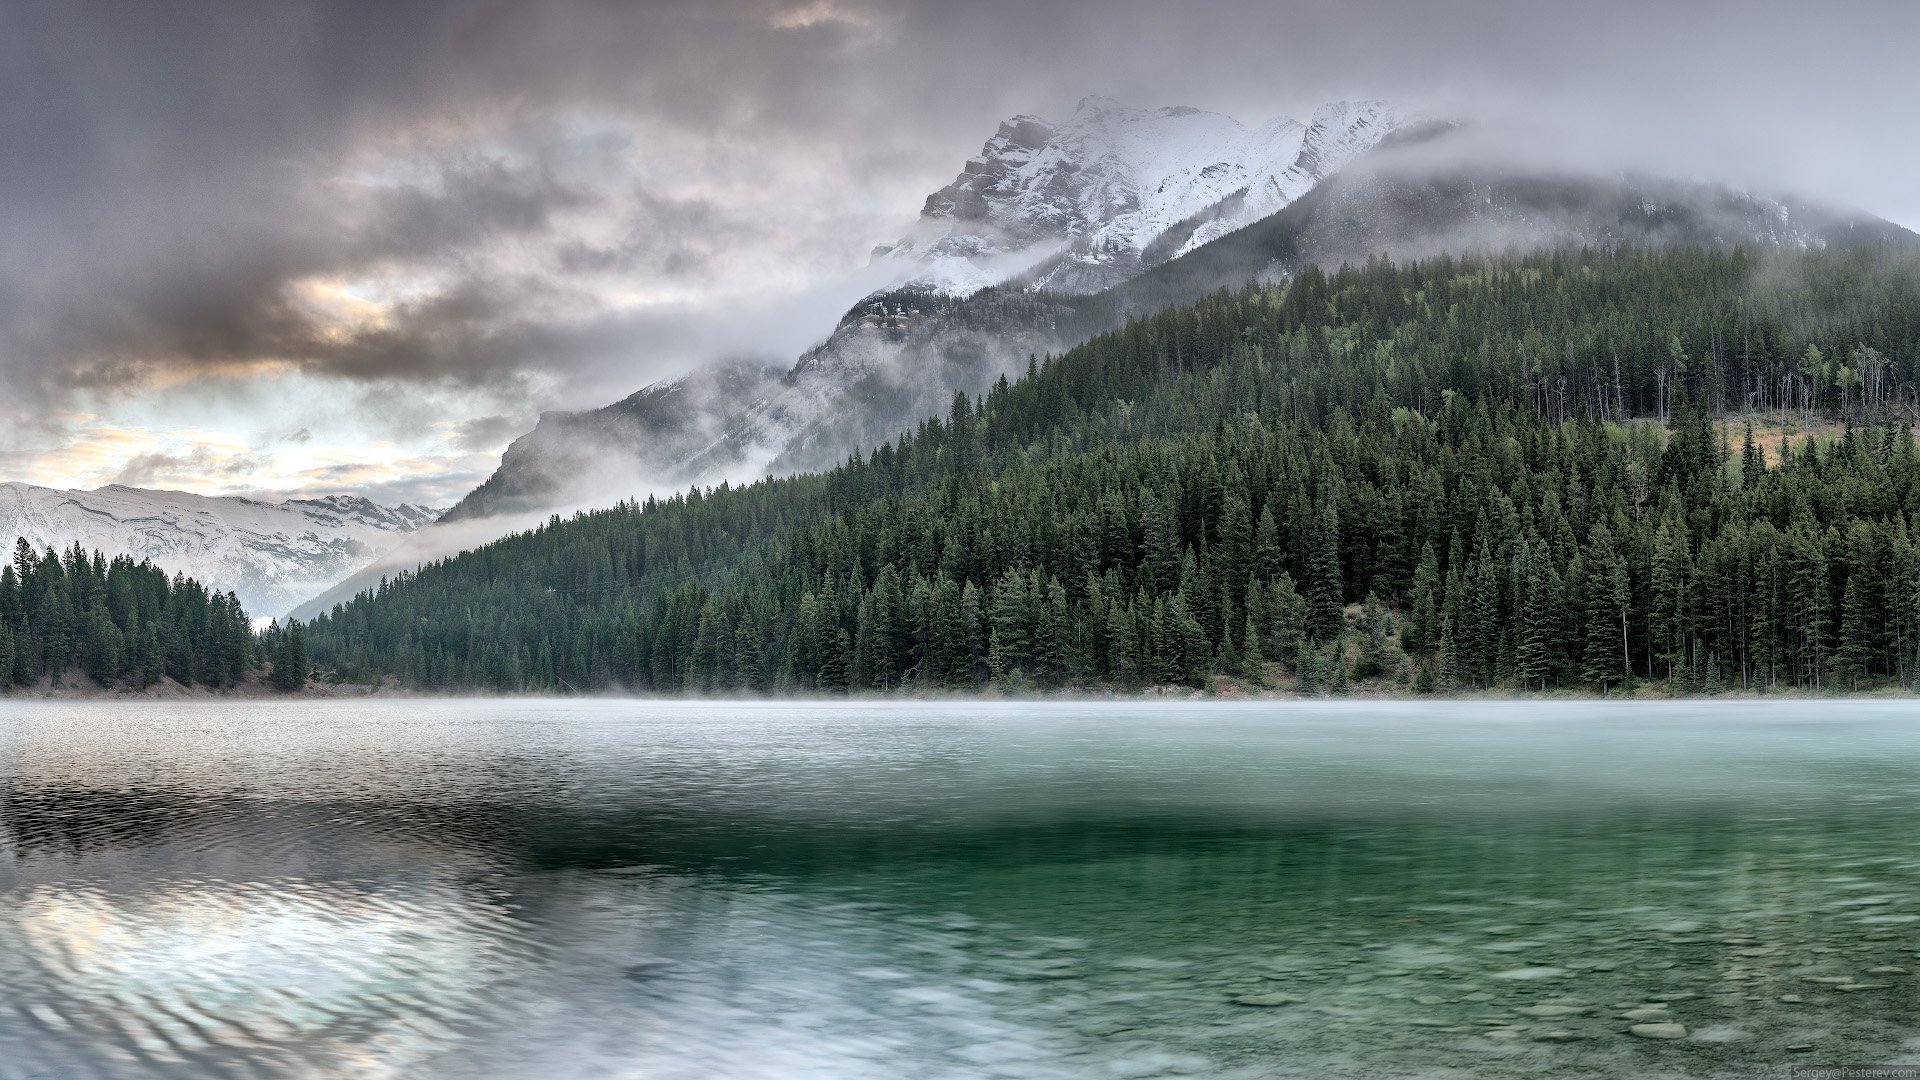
[874,97,1406,296]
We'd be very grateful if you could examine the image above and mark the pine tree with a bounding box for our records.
[733,611,764,691]
[1253,505,1284,584]
[1514,550,1551,690]
[1262,574,1307,662]
[1402,542,1441,657]
[1294,641,1321,696]
[959,580,986,684]
[272,620,308,691]
[1106,599,1137,687]
[1139,491,1181,598]
[820,629,852,691]
[1838,573,1871,690]
[988,568,1030,685]
[1462,537,1502,688]
[1217,483,1253,605]
[1306,500,1343,641]
[1354,592,1390,681]
[1650,513,1691,683]
[1790,524,1831,689]
[1581,525,1629,692]
[1167,592,1210,688]
[1240,610,1265,684]
[1740,422,1764,486]
[931,579,971,688]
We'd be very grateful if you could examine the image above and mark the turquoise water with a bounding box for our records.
[1,699,1917,1078]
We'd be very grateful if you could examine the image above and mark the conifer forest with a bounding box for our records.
[291,247,1920,696]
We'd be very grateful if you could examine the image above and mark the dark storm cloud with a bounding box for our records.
[3,0,1916,426]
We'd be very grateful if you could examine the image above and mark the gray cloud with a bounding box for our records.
[2,0,1917,465]
[450,414,529,453]
[113,448,268,489]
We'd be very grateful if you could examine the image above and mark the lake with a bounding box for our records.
[2,699,1917,1078]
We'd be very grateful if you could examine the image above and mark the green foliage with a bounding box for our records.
[0,538,253,690]
[304,247,1920,696]
[264,619,308,691]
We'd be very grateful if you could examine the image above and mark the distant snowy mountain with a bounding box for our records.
[873,96,1402,295]
[0,483,440,618]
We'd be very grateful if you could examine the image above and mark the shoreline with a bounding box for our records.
[6,678,1913,703]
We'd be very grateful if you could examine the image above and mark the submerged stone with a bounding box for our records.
[1630,1023,1688,1039]
[1491,966,1565,981]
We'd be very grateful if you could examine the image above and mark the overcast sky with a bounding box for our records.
[3,0,1916,506]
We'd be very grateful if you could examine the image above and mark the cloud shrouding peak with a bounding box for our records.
[2,0,1917,503]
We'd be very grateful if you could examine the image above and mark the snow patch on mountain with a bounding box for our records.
[876,96,1402,295]
[0,483,440,618]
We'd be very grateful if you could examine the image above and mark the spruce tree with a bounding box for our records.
[1253,505,1284,584]
[1217,484,1253,605]
[1139,491,1181,598]
[1294,641,1321,696]
[1306,501,1343,641]
[1581,525,1629,692]
[1240,610,1265,684]
[1402,543,1441,657]
[1355,593,1390,681]
[988,568,1030,685]
[272,620,308,692]
[1514,552,1551,691]
[1650,513,1691,683]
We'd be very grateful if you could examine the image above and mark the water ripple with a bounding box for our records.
[1,698,1918,1077]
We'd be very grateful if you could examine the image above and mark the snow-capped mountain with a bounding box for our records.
[439,97,1405,523]
[873,96,1402,295]
[0,483,440,618]
[294,98,1920,621]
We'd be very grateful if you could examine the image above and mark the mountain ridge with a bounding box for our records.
[290,102,1920,621]
[0,481,440,618]
[874,96,1404,295]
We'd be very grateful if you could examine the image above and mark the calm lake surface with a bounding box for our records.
[2,699,1919,1078]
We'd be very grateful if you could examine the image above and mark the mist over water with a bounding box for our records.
[2,699,1918,1078]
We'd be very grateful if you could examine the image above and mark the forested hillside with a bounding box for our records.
[305,246,1920,695]
[0,538,287,691]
